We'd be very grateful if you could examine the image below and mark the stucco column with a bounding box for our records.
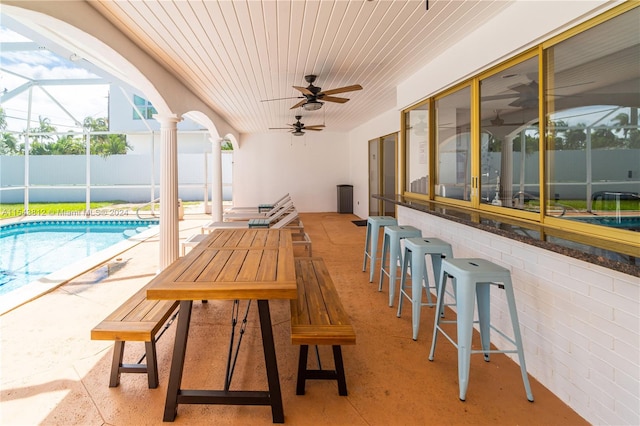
[157,114,182,270]
[210,137,223,222]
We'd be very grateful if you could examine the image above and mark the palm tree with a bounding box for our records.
[50,135,85,155]
[29,116,56,139]
[93,134,132,157]
[84,116,131,157]
[612,112,629,138]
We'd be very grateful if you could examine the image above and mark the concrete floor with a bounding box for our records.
[0,212,589,425]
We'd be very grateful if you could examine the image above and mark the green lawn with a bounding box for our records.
[0,202,123,219]
[0,200,203,219]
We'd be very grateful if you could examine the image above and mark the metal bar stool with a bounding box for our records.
[362,216,398,283]
[378,225,422,307]
[428,258,534,402]
[397,237,453,340]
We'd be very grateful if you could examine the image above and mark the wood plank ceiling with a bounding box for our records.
[89,0,511,134]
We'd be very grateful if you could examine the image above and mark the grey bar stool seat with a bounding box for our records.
[428,258,534,402]
[397,237,453,340]
[378,225,422,307]
[362,216,398,283]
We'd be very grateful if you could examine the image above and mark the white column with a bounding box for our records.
[157,114,182,270]
[210,137,223,222]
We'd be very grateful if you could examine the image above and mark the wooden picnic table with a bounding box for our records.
[146,228,297,423]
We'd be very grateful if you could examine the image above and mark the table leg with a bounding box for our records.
[257,300,284,423]
[163,300,192,422]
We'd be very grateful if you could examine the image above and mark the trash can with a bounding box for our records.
[337,185,353,214]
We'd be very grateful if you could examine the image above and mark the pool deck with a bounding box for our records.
[0,217,160,315]
[0,212,588,425]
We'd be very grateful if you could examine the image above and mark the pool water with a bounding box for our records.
[568,215,640,231]
[0,220,159,296]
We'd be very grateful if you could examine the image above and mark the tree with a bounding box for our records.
[0,107,21,155]
[50,135,85,155]
[28,116,56,140]
[0,132,20,155]
[84,116,131,157]
[93,134,132,157]
[221,137,233,150]
[591,125,620,149]
[612,112,630,138]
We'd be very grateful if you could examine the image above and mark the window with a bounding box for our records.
[401,4,638,242]
[545,7,639,231]
[133,95,157,120]
[435,86,471,202]
[404,102,429,196]
[479,56,540,212]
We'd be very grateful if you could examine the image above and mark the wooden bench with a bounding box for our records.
[91,283,179,388]
[290,257,356,395]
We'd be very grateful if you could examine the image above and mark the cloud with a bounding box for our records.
[2,29,108,132]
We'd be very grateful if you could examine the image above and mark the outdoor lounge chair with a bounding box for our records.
[202,208,301,233]
[224,193,290,213]
[222,199,294,221]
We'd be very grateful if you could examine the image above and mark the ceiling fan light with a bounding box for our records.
[303,100,323,111]
[292,130,305,136]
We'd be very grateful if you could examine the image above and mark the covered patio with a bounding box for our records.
[0,212,588,425]
[0,2,638,425]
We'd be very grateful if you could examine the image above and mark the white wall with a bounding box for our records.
[233,131,350,212]
[109,85,207,133]
[127,131,214,155]
[397,1,615,108]
[398,206,639,426]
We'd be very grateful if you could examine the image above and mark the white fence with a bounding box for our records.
[0,152,233,204]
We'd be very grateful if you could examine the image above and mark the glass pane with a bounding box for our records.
[405,104,429,195]
[545,8,640,230]
[480,56,540,210]
[369,138,380,216]
[382,134,396,215]
[435,86,471,201]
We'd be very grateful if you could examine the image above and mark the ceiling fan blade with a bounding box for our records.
[290,99,307,109]
[320,84,363,96]
[260,96,302,102]
[293,86,314,96]
[321,95,349,104]
[481,93,519,101]
[269,127,294,130]
[305,127,323,131]
[304,125,325,130]
[508,98,537,108]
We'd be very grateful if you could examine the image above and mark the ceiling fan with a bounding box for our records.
[261,75,362,111]
[482,81,540,108]
[269,115,324,136]
[483,80,589,109]
[487,111,524,127]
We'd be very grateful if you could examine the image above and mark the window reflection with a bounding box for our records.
[545,8,640,230]
[405,103,429,195]
[435,87,471,201]
[480,56,540,211]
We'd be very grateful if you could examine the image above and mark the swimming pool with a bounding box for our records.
[0,219,159,306]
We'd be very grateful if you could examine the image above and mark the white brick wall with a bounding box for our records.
[398,206,640,426]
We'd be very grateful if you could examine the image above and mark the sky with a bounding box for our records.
[0,26,109,133]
